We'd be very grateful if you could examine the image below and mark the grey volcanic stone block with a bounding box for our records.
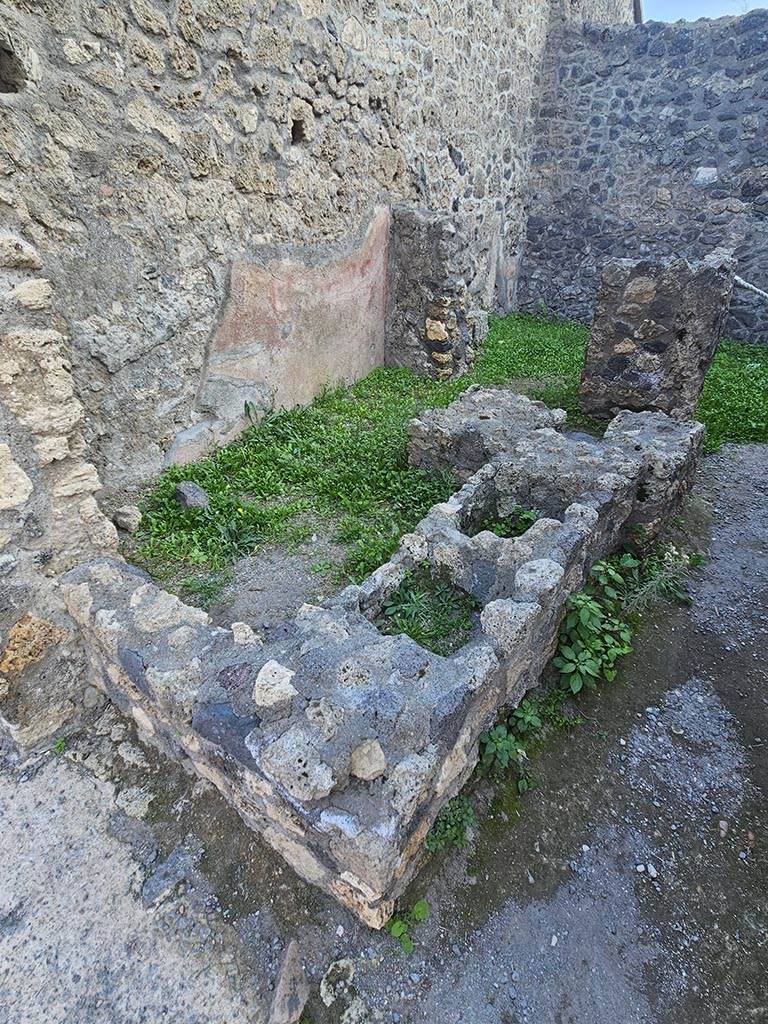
[174,481,211,509]
[604,410,706,539]
[408,386,567,480]
[579,251,735,420]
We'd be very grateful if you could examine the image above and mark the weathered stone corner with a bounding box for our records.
[386,206,478,381]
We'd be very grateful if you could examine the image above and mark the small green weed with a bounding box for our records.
[53,736,66,755]
[376,565,478,656]
[388,898,430,954]
[536,686,582,732]
[553,591,633,694]
[622,544,703,612]
[476,698,549,792]
[553,552,638,695]
[511,698,543,735]
[478,504,541,539]
[478,724,527,777]
[425,794,477,852]
[553,544,700,695]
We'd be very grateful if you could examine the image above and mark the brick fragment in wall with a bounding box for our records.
[0,614,68,681]
[0,597,84,753]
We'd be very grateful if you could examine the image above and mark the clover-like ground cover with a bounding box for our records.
[134,314,768,597]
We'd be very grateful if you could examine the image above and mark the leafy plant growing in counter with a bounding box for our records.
[478,504,541,539]
[377,564,479,656]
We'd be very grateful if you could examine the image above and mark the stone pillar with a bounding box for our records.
[579,251,735,420]
[386,206,487,380]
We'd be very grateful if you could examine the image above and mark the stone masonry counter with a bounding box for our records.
[61,394,703,926]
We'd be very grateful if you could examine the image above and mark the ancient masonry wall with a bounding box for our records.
[1,0,626,507]
[518,9,768,344]
[0,0,634,751]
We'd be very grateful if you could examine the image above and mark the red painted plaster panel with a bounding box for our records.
[207,206,390,411]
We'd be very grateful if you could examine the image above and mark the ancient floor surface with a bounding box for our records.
[1,445,766,1024]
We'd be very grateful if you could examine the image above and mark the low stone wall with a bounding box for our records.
[61,391,703,926]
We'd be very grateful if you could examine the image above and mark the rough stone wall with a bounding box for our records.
[0,0,635,754]
[0,229,118,748]
[386,206,479,381]
[518,10,768,344]
[0,0,549,503]
[1,0,636,504]
[558,0,636,25]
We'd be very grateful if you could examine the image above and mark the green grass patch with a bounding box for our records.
[698,340,768,452]
[473,313,600,433]
[135,313,768,586]
[136,370,466,582]
[376,564,479,656]
[476,504,541,539]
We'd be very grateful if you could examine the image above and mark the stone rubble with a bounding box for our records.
[268,939,310,1024]
[174,481,211,509]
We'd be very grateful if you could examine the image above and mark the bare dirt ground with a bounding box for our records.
[207,527,346,633]
[1,445,766,1024]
